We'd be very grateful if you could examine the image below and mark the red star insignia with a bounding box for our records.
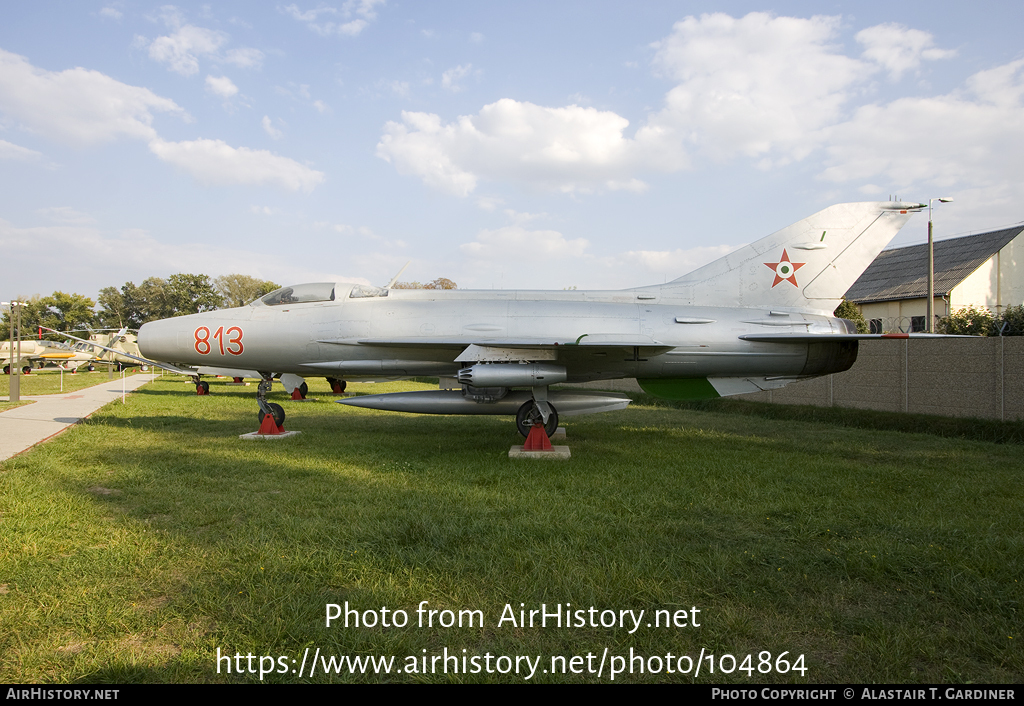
[763,249,805,288]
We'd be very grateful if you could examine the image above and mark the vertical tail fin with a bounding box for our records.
[652,202,925,312]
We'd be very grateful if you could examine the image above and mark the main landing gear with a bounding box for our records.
[511,387,566,456]
[326,377,347,394]
[516,400,559,438]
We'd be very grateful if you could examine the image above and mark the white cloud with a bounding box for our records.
[821,58,1024,191]
[441,63,474,92]
[619,245,738,278]
[282,0,385,37]
[148,23,229,76]
[99,6,123,20]
[225,47,264,69]
[36,206,96,224]
[145,10,263,75]
[376,100,673,196]
[261,115,284,139]
[148,138,325,191]
[0,48,185,146]
[205,75,238,98]
[0,139,42,161]
[312,99,329,114]
[470,32,484,43]
[856,23,956,81]
[648,12,867,163]
[460,226,589,261]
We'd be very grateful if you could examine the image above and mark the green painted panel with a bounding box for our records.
[636,377,721,400]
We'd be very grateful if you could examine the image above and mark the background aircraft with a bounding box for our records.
[137,201,930,436]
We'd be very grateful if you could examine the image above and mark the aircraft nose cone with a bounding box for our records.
[137,319,179,362]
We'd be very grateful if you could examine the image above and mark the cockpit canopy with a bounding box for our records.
[257,282,336,306]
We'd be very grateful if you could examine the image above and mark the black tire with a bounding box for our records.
[327,377,347,393]
[197,380,210,394]
[298,382,309,398]
[2,365,9,375]
[259,402,286,427]
[87,365,95,372]
[516,401,558,438]
[22,366,31,375]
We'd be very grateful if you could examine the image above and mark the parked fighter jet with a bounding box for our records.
[137,201,931,436]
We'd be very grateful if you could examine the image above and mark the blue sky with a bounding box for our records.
[3,1,1024,300]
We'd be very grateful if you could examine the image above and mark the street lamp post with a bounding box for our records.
[4,301,25,402]
[927,198,954,333]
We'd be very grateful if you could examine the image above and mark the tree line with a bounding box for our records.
[3,274,279,339]
[3,274,460,339]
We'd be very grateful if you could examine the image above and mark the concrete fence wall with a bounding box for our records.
[571,338,1024,421]
[737,338,1024,421]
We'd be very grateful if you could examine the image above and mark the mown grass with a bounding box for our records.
[0,369,146,397]
[0,376,1021,683]
[650,395,1024,445]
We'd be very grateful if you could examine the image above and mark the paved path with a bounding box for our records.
[0,374,158,462]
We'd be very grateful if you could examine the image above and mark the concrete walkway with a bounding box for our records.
[0,374,158,462]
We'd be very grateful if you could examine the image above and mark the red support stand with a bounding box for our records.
[522,423,553,451]
[233,377,243,383]
[257,415,285,435]
[196,385,207,396]
[290,388,304,400]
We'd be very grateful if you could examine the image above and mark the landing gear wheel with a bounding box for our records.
[516,401,558,438]
[87,364,95,372]
[259,402,286,428]
[299,382,308,398]
[22,366,31,375]
[327,377,347,394]
[2,365,9,375]
[196,380,210,395]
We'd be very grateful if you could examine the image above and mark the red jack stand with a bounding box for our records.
[522,423,553,451]
[257,414,285,435]
[290,388,305,400]
[233,377,243,383]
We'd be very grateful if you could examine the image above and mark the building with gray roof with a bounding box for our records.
[846,225,1024,333]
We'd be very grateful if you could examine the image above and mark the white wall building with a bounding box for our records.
[845,225,1024,333]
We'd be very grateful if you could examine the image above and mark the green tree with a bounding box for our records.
[96,286,129,328]
[938,305,995,336]
[214,274,281,308]
[165,273,223,315]
[833,298,868,333]
[994,304,1024,335]
[393,277,457,290]
[4,292,96,340]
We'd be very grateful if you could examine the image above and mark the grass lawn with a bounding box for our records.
[0,376,1020,683]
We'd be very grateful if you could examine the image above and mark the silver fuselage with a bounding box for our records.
[137,284,849,383]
